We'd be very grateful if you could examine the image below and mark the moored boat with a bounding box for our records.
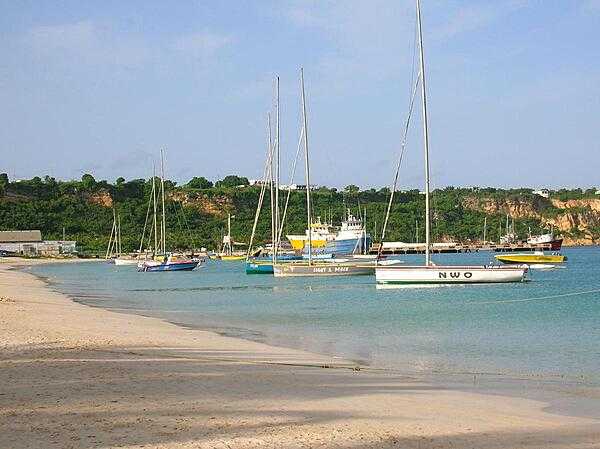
[273,260,374,277]
[114,256,141,266]
[527,231,563,251]
[304,210,371,257]
[376,264,528,285]
[139,254,200,272]
[219,254,246,261]
[375,0,527,286]
[495,252,567,264]
[286,217,335,251]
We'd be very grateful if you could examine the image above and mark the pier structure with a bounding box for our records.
[371,241,558,255]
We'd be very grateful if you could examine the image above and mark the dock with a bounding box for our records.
[370,241,558,255]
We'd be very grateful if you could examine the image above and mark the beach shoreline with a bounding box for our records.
[1,258,599,448]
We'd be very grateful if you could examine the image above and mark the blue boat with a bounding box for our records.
[139,255,200,272]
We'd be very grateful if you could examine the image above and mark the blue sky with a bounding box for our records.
[1,0,599,189]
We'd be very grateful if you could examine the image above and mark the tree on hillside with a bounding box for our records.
[81,173,96,189]
[344,184,360,194]
[215,175,249,188]
[0,173,8,187]
[187,177,213,189]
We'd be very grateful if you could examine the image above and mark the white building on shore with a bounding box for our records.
[0,230,76,256]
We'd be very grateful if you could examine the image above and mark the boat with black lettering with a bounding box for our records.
[375,0,527,286]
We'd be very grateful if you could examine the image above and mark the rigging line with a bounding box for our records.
[138,180,155,253]
[178,201,195,251]
[476,288,600,305]
[408,6,418,107]
[247,128,274,260]
[277,124,305,246]
[380,70,422,246]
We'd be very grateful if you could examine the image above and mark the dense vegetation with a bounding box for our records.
[0,173,597,255]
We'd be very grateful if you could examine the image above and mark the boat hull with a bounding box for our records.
[139,261,199,272]
[114,258,141,266]
[219,255,246,261]
[245,255,303,274]
[245,261,274,274]
[287,236,328,250]
[273,262,374,277]
[495,254,566,264]
[375,265,527,284]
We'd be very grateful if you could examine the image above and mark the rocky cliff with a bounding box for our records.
[169,191,233,218]
[462,196,600,245]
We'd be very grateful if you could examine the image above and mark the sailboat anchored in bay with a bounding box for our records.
[273,68,376,277]
[375,0,528,285]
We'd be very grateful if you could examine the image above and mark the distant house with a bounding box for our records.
[0,230,76,257]
[533,189,550,198]
[280,184,317,191]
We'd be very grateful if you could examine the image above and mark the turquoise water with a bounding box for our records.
[31,247,600,383]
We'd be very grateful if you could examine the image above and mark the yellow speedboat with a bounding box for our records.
[495,252,567,264]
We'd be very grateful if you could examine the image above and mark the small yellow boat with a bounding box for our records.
[219,254,246,261]
[495,252,567,264]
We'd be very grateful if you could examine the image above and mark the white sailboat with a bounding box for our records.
[273,69,375,277]
[375,0,527,285]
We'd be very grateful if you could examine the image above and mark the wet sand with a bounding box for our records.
[1,258,599,448]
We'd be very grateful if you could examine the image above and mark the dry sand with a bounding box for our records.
[1,258,598,448]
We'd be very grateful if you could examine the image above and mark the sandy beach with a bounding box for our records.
[1,259,599,449]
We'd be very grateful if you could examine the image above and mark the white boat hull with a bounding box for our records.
[375,265,527,285]
[114,258,141,266]
[273,262,374,277]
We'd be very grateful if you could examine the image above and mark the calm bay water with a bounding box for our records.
[31,247,600,383]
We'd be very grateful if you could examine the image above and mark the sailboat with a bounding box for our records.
[375,0,527,285]
[218,213,246,261]
[105,208,120,263]
[273,69,375,277]
[139,150,201,272]
[245,87,303,274]
[104,209,137,265]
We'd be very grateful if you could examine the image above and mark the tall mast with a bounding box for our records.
[152,164,158,254]
[117,212,122,255]
[160,149,166,254]
[416,0,432,266]
[227,213,232,255]
[268,113,275,260]
[275,76,281,260]
[300,68,312,265]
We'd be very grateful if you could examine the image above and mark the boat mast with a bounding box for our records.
[160,149,166,255]
[300,68,312,265]
[117,212,122,256]
[267,113,275,261]
[152,164,158,255]
[105,212,116,259]
[227,213,232,256]
[417,0,432,266]
[275,76,281,260]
